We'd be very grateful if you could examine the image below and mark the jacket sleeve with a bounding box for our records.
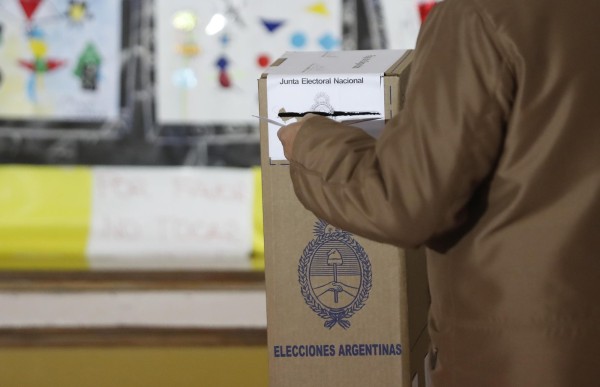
[288,0,515,248]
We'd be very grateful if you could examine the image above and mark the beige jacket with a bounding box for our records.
[288,0,600,385]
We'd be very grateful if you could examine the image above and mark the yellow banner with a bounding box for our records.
[0,166,91,270]
[251,167,265,271]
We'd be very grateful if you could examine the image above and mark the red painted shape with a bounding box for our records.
[18,60,35,71]
[219,70,231,88]
[418,1,436,23]
[257,54,271,68]
[19,0,43,20]
[46,59,66,71]
[18,59,65,72]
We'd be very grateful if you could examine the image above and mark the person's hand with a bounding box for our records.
[277,114,318,160]
[277,121,302,161]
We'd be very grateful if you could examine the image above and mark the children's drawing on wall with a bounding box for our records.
[0,0,122,121]
[155,0,342,125]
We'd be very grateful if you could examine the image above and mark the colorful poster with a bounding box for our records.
[0,0,122,121]
[154,0,343,125]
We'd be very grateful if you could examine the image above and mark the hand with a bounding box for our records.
[277,114,319,161]
[277,121,302,161]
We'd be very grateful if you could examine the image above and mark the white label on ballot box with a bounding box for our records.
[266,73,385,161]
[86,167,254,268]
[265,50,406,162]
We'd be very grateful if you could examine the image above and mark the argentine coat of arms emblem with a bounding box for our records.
[299,220,373,329]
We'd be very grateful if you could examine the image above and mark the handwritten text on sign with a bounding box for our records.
[86,167,254,267]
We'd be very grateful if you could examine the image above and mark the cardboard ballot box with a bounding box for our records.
[258,50,430,387]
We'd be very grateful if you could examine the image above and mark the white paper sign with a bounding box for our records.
[87,167,254,268]
[265,50,406,161]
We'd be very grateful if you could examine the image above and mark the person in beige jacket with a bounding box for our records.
[277,0,600,385]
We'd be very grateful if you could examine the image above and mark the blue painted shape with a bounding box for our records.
[215,56,229,70]
[172,68,197,89]
[290,32,307,48]
[261,19,285,33]
[27,25,44,39]
[27,74,37,102]
[318,33,339,51]
[220,33,230,46]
